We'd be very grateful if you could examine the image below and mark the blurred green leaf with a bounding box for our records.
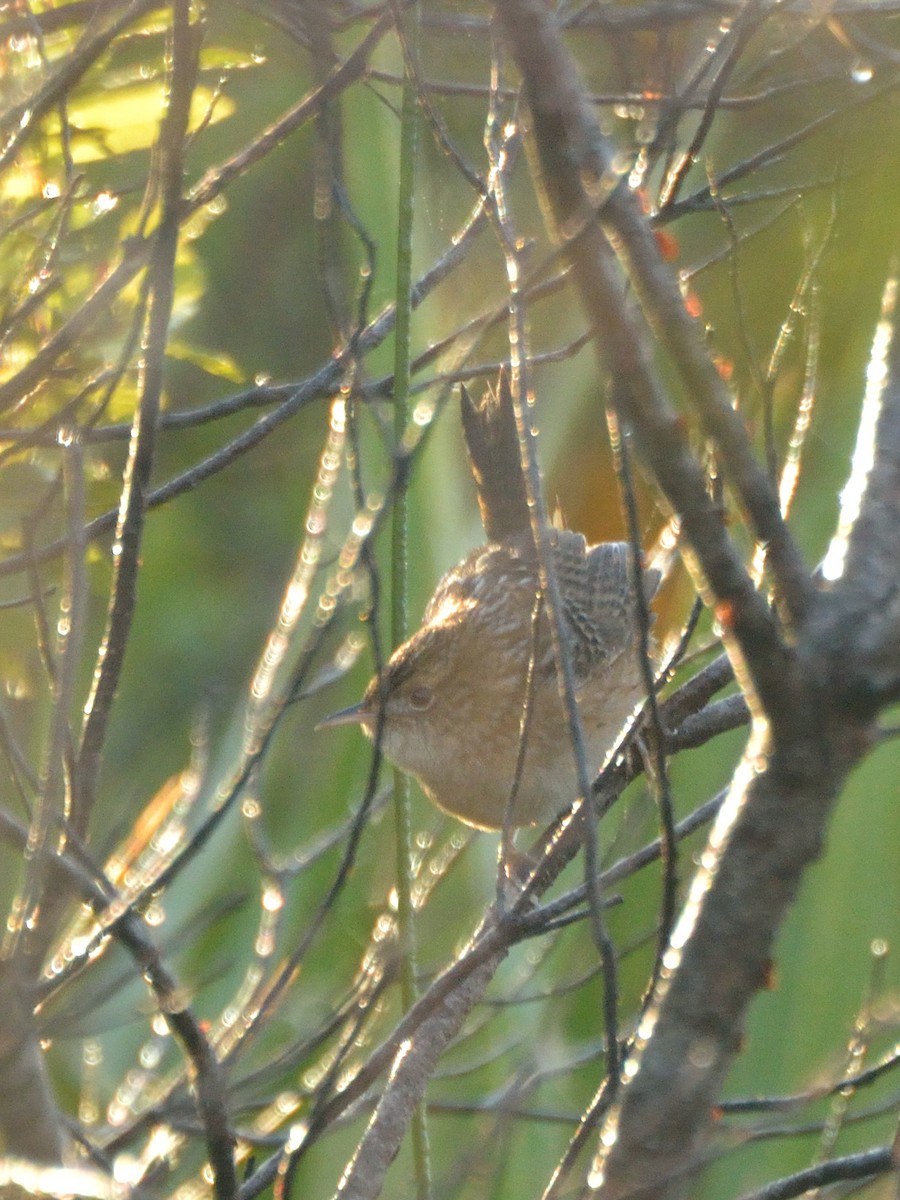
[166,338,245,383]
[47,84,235,161]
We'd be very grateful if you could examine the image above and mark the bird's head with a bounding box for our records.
[317,589,523,792]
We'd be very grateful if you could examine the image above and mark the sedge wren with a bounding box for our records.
[321,529,659,830]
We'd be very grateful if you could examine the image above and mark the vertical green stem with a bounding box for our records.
[391,3,431,1197]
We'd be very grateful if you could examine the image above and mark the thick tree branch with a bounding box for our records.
[330,954,502,1200]
[489,4,900,1198]
[0,963,66,1163]
[493,0,809,743]
[813,273,900,708]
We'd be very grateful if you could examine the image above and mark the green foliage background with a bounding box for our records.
[0,3,897,1196]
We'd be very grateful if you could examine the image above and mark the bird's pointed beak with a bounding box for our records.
[315,701,370,731]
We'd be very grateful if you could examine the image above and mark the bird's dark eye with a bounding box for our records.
[408,684,434,711]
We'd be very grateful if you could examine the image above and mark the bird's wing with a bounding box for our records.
[420,531,658,685]
[553,532,659,683]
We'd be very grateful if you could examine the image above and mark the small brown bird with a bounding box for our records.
[321,529,659,830]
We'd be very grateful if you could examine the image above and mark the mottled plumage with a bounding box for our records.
[324,531,659,829]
